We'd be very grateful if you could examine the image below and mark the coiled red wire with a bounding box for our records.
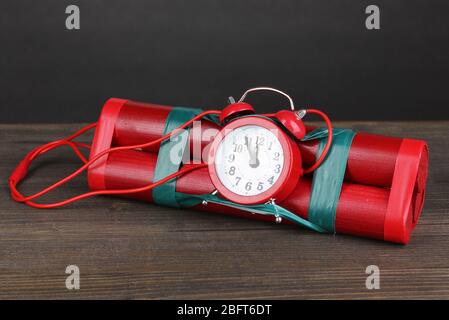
[9,109,332,208]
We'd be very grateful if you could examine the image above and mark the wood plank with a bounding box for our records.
[0,121,448,299]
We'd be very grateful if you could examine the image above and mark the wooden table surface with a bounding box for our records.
[0,121,448,299]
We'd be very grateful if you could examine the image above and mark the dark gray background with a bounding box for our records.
[1,0,448,122]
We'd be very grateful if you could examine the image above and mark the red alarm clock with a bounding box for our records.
[207,87,331,205]
[208,115,302,205]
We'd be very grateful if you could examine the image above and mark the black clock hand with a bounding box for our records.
[245,136,255,167]
[245,136,260,168]
[254,142,260,168]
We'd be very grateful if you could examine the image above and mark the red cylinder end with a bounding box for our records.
[383,140,429,244]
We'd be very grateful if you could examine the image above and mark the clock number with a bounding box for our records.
[273,152,280,161]
[245,182,252,191]
[257,182,264,191]
[235,176,241,185]
[233,144,243,153]
[228,154,235,162]
[229,166,236,176]
[274,164,281,173]
[268,176,274,185]
[268,142,273,150]
[256,137,264,146]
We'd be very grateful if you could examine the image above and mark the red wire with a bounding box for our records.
[302,109,333,175]
[19,163,207,209]
[9,107,331,208]
[9,110,221,208]
[262,109,333,174]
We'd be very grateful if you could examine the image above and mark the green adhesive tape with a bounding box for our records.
[175,192,327,233]
[304,128,356,233]
[152,107,202,207]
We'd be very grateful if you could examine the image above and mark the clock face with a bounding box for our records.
[214,125,285,197]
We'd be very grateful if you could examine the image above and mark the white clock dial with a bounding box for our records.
[214,125,285,197]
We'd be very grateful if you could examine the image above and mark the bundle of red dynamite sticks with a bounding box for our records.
[85,98,428,244]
